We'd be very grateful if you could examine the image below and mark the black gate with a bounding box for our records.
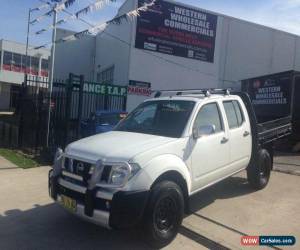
[0,73,127,154]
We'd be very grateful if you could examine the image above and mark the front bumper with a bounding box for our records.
[49,169,149,229]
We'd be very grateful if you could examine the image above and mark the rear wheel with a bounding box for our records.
[142,181,184,248]
[247,149,272,190]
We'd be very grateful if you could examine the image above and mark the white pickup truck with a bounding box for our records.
[49,89,292,247]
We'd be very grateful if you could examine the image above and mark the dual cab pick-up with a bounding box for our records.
[49,89,292,248]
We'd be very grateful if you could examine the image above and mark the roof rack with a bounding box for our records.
[153,88,231,98]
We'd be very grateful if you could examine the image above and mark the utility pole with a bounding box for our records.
[25,9,31,60]
[25,8,32,80]
[46,5,58,148]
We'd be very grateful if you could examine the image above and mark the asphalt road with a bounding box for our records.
[0,166,299,250]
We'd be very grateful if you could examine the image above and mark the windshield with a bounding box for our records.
[114,100,195,138]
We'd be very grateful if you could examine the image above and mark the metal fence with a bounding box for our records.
[0,73,127,155]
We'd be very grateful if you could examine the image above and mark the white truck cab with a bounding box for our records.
[49,89,291,247]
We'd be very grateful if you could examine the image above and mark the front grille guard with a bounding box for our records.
[53,149,132,190]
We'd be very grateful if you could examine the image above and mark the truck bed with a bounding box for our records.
[257,117,292,144]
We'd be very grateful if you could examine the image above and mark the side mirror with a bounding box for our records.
[193,124,216,139]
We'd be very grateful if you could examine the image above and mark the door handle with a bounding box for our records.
[243,131,250,137]
[221,137,229,144]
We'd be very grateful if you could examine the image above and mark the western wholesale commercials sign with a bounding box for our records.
[135,0,218,62]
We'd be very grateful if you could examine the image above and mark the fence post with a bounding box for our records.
[18,75,27,148]
[104,85,109,110]
[35,91,44,153]
[77,75,84,139]
[64,73,73,147]
[122,93,127,111]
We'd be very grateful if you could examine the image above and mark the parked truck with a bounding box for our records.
[49,89,292,248]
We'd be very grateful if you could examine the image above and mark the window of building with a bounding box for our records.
[20,55,27,73]
[97,66,114,84]
[41,59,49,77]
[31,57,39,75]
[25,56,31,74]
[12,53,22,72]
[3,51,13,71]
[223,101,244,129]
[194,103,223,133]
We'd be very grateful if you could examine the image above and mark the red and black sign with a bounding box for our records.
[135,0,218,63]
[128,80,152,96]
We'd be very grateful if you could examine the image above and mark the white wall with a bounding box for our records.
[94,0,135,85]
[54,29,95,81]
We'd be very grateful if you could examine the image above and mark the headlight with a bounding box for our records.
[109,165,130,186]
[53,148,63,175]
[100,163,141,187]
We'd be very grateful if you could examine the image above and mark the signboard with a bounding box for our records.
[128,80,152,96]
[242,72,293,120]
[73,82,127,97]
[135,0,218,62]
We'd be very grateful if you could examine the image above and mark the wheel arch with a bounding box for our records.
[151,170,190,214]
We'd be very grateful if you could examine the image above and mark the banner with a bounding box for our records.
[135,0,218,62]
[73,82,127,97]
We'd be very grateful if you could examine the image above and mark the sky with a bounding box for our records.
[0,0,300,48]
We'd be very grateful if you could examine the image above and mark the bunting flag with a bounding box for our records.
[55,0,76,12]
[35,29,47,35]
[31,3,51,12]
[75,0,116,18]
[34,45,47,50]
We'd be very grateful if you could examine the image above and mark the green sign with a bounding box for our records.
[74,82,127,97]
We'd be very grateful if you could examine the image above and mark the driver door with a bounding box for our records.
[190,102,230,192]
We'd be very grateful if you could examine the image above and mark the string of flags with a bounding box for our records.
[32,0,116,35]
[33,0,156,50]
[58,0,156,42]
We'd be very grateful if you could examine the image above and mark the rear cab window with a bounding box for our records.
[223,100,245,129]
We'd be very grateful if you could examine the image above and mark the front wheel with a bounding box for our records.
[247,149,272,190]
[142,181,184,248]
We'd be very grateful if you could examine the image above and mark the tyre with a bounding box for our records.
[142,181,184,248]
[247,148,272,190]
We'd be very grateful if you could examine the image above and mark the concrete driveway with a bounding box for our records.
[0,167,299,250]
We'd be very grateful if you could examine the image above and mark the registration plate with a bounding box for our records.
[61,195,77,212]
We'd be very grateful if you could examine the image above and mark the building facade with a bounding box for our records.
[54,0,300,111]
[0,40,50,110]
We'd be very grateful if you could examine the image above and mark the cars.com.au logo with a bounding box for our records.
[241,236,296,246]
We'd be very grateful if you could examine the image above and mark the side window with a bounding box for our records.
[194,103,223,133]
[233,100,244,126]
[223,101,244,129]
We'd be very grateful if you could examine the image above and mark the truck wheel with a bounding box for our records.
[143,181,184,248]
[247,149,272,190]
